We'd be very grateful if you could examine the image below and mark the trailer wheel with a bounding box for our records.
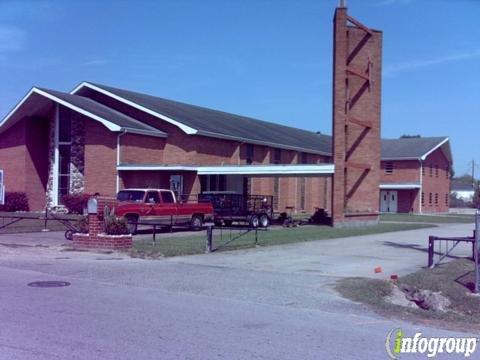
[191,215,203,231]
[249,214,259,228]
[125,215,138,235]
[64,230,73,241]
[259,214,270,228]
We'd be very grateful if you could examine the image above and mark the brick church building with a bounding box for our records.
[0,4,452,226]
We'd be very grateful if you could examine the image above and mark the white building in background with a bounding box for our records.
[451,184,475,202]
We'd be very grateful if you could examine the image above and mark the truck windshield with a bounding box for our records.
[117,190,145,202]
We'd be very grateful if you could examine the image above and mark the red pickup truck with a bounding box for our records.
[115,189,213,234]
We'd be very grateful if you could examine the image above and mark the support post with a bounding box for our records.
[42,208,49,232]
[206,224,213,253]
[475,211,480,293]
[428,236,435,268]
[152,225,156,247]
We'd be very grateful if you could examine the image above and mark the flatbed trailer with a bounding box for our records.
[198,192,274,228]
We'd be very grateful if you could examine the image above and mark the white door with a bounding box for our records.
[380,190,398,213]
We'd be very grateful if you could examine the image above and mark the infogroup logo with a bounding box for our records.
[385,328,478,359]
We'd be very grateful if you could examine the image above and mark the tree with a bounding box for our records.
[400,134,421,138]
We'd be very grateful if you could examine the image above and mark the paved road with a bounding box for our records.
[0,223,477,359]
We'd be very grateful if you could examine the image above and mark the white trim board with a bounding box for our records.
[379,183,421,190]
[116,164,335,176]
[71,82,198,134]
[420,137,450,161]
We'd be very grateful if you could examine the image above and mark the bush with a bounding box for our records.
[61,193,90,214]
[0,192,29,212]
[103,205,129,235]
[104,216,129,235]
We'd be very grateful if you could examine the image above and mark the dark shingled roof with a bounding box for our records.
[39,88,166,136]
[381,137,448,160]
[86,83,332,155]
[75,83,451,161]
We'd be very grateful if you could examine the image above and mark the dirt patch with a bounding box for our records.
[335,259,480,332]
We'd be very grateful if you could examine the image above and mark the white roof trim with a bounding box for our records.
[117,164,335,175]
[198,164,334,175]
[122,127,167,138]
[381,157,419,161]
[0,87,122,131]
[71,82,198,135]
[420,137,449,161]
[0,88,36,129]
[379,183,421,190]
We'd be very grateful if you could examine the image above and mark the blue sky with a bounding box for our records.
[0,0,478,175]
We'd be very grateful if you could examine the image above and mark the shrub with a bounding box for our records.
[61,193,90,214]
[103,205,129,235]
[0,192,29,212]
[104,217,129,235]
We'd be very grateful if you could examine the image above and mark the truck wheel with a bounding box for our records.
[191,215,203,231]
[259,214,270,228]
[249,214,259,228]
[125,215,138,235]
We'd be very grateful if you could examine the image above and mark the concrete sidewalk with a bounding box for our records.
[168,223,475,278]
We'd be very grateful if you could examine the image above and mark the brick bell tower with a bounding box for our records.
[331,1,382,227]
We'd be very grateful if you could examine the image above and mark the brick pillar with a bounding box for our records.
[331,5,382,227]
[88,214,102,236]
[332,5,348,225]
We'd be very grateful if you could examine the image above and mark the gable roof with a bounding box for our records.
[0,87,166,137]
[72,82,332,155]
[381,137,451,162]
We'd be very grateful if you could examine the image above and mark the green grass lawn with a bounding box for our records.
[336,258,480,330]
[380,213,474,224]
[131,222,435,258]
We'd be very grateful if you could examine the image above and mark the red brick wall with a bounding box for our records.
[396,189,419,213]
[421,148,450,213]
[84,120,117,197]
[0,119,27,195]
[120,170,198,193]
[380,160,420,183]
[0,117,50,211]
[121,133,165,164]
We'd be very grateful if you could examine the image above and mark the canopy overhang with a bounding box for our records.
[379,183,421,190]
[117,164,335,176]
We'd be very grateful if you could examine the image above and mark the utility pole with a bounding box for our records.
[472,160,475,188]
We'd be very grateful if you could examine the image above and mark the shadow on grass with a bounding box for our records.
[455,268,476,293]
[382,240,467,262]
